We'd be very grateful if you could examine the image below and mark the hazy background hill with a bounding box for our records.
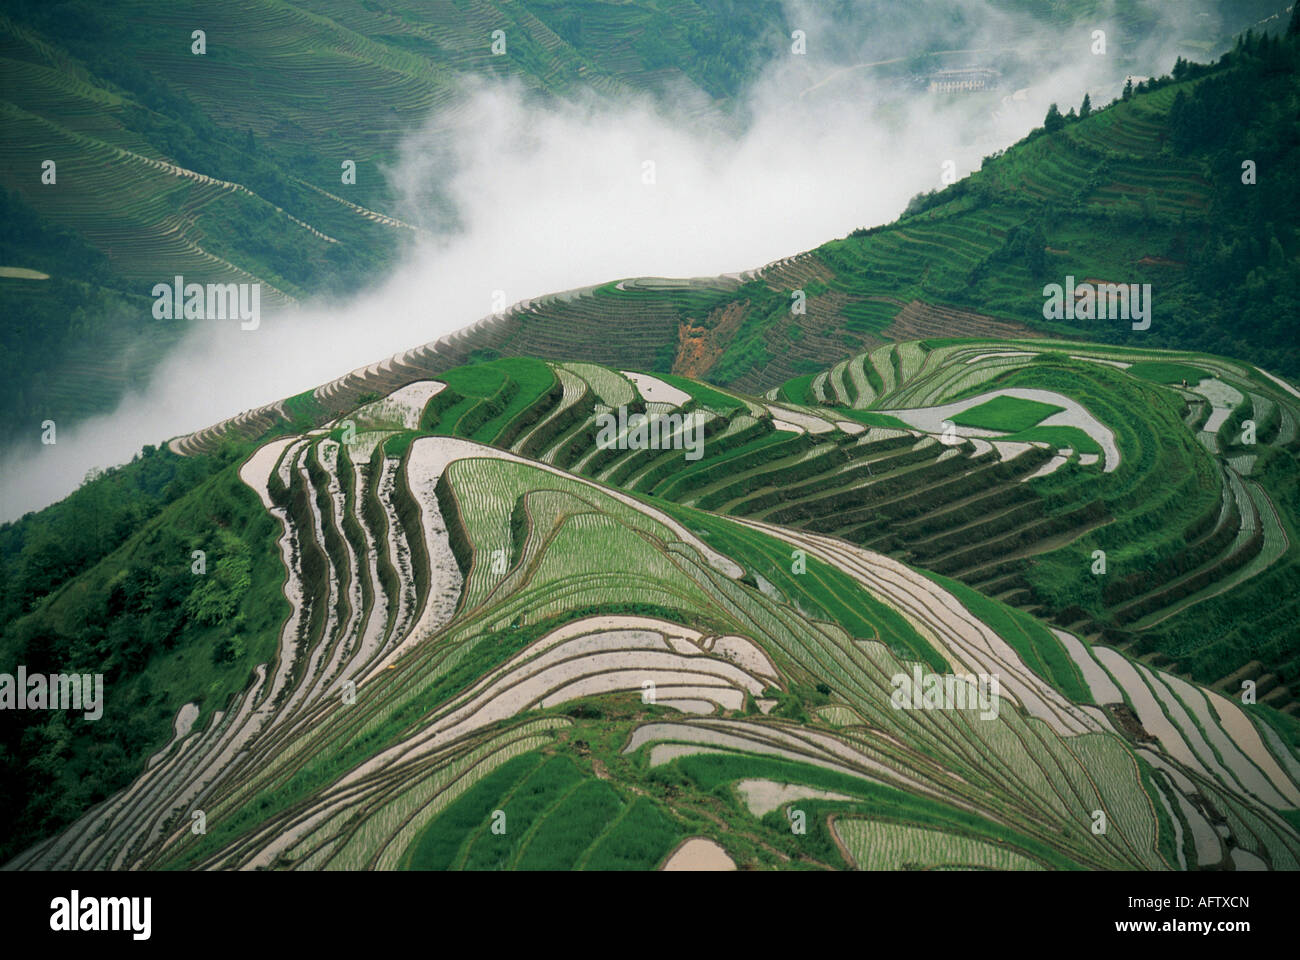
[145,23,1300,460]
[0,0,1287,487]
[0,0,782,449]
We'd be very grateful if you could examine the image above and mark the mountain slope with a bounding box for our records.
[4,7,1300,874]
[158,29,1300,465]
[5,357,1299,868]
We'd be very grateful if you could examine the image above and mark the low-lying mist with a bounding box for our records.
[0,0,1212,521]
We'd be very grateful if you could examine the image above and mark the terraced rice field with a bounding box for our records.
[833,818,1047,870]
[168,340,1300,715]
[9,1,1300,878]
[13,334,1300,873]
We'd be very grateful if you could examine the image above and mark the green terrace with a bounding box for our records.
[177,346,1300,713]
[6,344,1300,871]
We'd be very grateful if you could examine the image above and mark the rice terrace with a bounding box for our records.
[1,0,1299,928]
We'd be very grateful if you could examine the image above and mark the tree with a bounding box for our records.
[1079,92,1092,118]
[1289,4,1300,38]
[1140,191,1157,222]
[1122,77,1133,100]
[1024,224,1047,277]
[903,189,939,217]
[1268,235,1286,270]
[1044,102,1064,132]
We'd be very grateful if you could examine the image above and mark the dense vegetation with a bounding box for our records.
[867,23,1300,378]
[0,445,228,622]
[0,445,284,861]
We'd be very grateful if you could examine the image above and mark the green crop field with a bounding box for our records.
[1129,361,1213,385]
[951,395,1065,432]
[1001,424,1103,455]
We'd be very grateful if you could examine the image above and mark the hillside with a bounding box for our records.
[4,356,1299,869]
[186,339,1293,705]
[780,342,1300,702]
[144,25,1300,473]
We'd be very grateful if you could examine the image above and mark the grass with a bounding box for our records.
[1129,361,1210,385]
[582,797,683,870]
[284,389,328,429]
[460,755,586,870]
[422,396,478,435]
[658,499,949,673]
[1001,425,1103,456]
[405,748,669,871]
[382,430,417,458]
[1135,756,1184,871]
[438,363,507,398]
[1250,702,1300,753]
[827,407,913,430]
[515,779,624,869]
[835,818,1046,870]
[414,358,555,442]
[950,395,1065,432]
[469,358,554,443]
[667,752,1085,870]
[651,430,795,500]
[779,373,816,405]
[401,751,545,869]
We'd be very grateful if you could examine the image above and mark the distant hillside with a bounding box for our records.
[741,25,1299,383]
[159,19,1300,465]
[0,1,1288,447]
[0,0,790,445]
[837,25,1300,377]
